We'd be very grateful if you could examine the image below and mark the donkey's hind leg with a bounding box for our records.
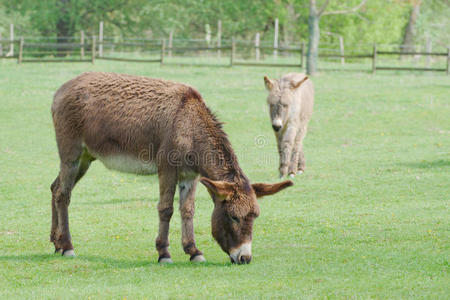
[51,161,79,256]
[50,176,61,253]
[74,148,96,185]
[51,148,94,255]
[50,144,93,256]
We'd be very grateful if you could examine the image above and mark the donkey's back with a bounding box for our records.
[52,72,197,169]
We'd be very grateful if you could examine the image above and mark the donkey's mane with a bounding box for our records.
[184,87,249,188]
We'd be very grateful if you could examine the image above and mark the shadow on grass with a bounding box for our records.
[78,197,157,205]
[401,159,449,169]
[415,84,450,89]
[0,253,229,269]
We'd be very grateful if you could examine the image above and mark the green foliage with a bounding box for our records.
[2,0,147,37]
[415,0,450,50]
[0,0,450,50]
[137,0,281,40]
[0,3,37,36]
[320,1,411,51]
[0,61,448,298]
[0,0,447,48]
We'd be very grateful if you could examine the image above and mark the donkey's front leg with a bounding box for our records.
[296,125,308,174]
[155,169,177,263]
[288,127,306,176]
[179,177,205,262]
[278,127,297,178]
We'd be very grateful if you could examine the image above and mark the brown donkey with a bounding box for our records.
[50,72,293,264]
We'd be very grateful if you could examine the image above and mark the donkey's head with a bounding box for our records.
[264,75,308,132]
[200,178,293,264]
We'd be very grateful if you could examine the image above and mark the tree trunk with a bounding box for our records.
[56,0,73,56]
[401,0,422,54]
[306,13,319,75]
[283,3,299,47]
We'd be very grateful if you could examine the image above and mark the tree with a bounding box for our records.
[415,0,450,50]
[2,0,146,39]
[56,0,73,44]
[401,0,422,53]
[306,0,367,75]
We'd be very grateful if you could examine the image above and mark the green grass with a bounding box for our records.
[0,59,448,299]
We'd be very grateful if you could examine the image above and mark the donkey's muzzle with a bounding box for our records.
[229,242,252,264]
[239,254,252,264]
[230,254,252,264]
[272,124,281,132]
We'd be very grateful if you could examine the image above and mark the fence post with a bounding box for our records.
[205,24,211,48]
[273,18,278,59]
[168,29,173,58]
[99,21,103,57]
[217,20,222,58]
[230,37,235,67]
[301,41,305,68]
[8,24,14,57]
[80,30,85,59]
[91,36,96,64]
[18,37,23,64]
[255,32,260,61]
[447,48,450,76]
[425,34,431,67]
[339,36,345,65]
[372,43,377,74]
[160,38,165,66]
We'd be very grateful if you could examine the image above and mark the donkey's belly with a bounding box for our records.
[95,153,157,175]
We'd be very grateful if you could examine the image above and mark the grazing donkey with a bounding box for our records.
[264,73,314,178]
[50,72,293,264]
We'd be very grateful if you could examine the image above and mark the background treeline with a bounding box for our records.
[1,0,449,49]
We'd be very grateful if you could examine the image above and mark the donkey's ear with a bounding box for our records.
[264,76,275,91]
[291,76,308,89]
[200,177,234,199]
[252,180,293,198]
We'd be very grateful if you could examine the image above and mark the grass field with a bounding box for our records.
[0,60,448,299]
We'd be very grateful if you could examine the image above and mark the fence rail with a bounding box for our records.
[375,66,446,71]
[99,57,161,63]
[1,37,449,74]
[377,51,448,56]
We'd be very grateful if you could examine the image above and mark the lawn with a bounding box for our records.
[0,60,448,299]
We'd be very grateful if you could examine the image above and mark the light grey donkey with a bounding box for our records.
[264,73,314,178]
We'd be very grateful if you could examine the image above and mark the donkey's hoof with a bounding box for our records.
[190,255,206,263]
[54,248,63,254]
[289,173,295,179]
[297,170,304,175]
[158,257,173,264]
[62,249,76,257]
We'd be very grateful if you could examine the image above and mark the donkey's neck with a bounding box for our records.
[196,127,248,185]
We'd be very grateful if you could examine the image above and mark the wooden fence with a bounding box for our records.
[0,39,19,59]
[1,37,449,74]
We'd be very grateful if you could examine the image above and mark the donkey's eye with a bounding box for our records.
[229,215,240,224]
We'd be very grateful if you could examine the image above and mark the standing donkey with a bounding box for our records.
[264,73,314,178]
[50,72,293,264]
